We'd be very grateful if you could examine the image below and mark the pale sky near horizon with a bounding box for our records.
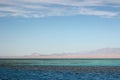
[0,0,120,56]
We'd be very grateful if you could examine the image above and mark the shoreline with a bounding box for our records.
[0,58,120,60]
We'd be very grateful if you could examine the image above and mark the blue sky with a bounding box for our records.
[0,0,120,56]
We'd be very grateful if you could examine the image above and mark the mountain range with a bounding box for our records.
[23,48,120,58]
[0,48,120,58]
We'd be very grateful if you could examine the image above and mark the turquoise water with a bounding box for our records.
[0,58,120,66]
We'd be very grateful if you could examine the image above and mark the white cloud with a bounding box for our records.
[0,0,119,18]
[79,8,118,17]
[17,0,103,7]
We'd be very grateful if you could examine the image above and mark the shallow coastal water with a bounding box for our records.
[0,59,120,80]
[0,58,120,66]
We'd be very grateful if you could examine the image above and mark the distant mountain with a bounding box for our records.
[87,48,120,54]
[22,48,120,58]
[1,48,120,58]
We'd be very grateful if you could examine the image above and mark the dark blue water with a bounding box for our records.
[0,59,120,80]
[0,67,120,80]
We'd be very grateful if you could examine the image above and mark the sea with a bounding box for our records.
[0,58,120,80]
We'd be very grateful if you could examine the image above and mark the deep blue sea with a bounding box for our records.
[0,59,120,80]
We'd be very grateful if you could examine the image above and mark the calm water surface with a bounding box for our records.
[0,59,120,80]
[0,58,120,66]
